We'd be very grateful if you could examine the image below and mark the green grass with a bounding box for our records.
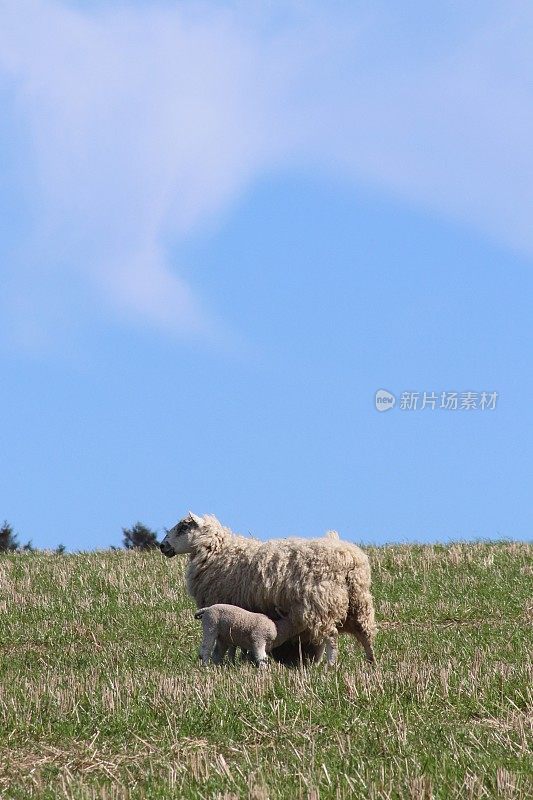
[0,541,531,799]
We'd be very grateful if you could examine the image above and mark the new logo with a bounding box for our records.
[375,389,396,412]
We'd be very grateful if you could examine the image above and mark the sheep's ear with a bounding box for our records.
[188,512,203,526]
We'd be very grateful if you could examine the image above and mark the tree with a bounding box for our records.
[122,522,159,551]
[0,521,19,552]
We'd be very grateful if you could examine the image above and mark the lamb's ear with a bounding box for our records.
[187,512,203,527]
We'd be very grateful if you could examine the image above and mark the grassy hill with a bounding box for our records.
[0,541,531,799]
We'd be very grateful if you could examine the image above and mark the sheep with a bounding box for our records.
[197,605,338,667]
[194,603,295,667]
[160,512,376,666]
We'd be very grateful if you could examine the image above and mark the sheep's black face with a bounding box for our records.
[159,540,176,558]
[159,512,202,557]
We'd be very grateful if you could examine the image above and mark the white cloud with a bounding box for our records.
[0,0,532,345]
[311,6,533,257]
[0,0,303,342]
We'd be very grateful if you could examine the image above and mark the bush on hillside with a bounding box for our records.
[122,522,159,551]
[0,520,19,552]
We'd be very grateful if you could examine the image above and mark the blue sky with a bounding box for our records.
[0,1,531,549]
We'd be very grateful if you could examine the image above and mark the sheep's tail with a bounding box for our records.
[324,530,339,540]
[194,608,207,620]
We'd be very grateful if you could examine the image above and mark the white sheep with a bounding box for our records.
[160,513,376,666]
[194,603,294,667]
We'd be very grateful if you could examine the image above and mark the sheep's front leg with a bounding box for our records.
[314,641,326,663]
[325,632,338,666]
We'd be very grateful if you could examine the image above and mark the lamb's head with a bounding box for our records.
[160,512,203,557]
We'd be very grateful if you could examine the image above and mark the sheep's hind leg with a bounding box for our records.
[339,616,376,664]
[353,628,375,663]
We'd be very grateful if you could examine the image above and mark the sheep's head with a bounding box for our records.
[160,512,203,557]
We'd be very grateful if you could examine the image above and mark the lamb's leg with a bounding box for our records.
[226,645,237,664]
[211,639,228,665]
[239,649,253,663]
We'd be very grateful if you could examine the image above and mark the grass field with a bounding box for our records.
[0,541,531,799]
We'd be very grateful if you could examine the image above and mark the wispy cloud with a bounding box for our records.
[0,1,532,346]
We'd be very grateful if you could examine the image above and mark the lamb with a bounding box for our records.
[160,512,376,666]
[194,603,294,667]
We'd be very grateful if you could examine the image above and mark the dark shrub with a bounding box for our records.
[122,522,159,551]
